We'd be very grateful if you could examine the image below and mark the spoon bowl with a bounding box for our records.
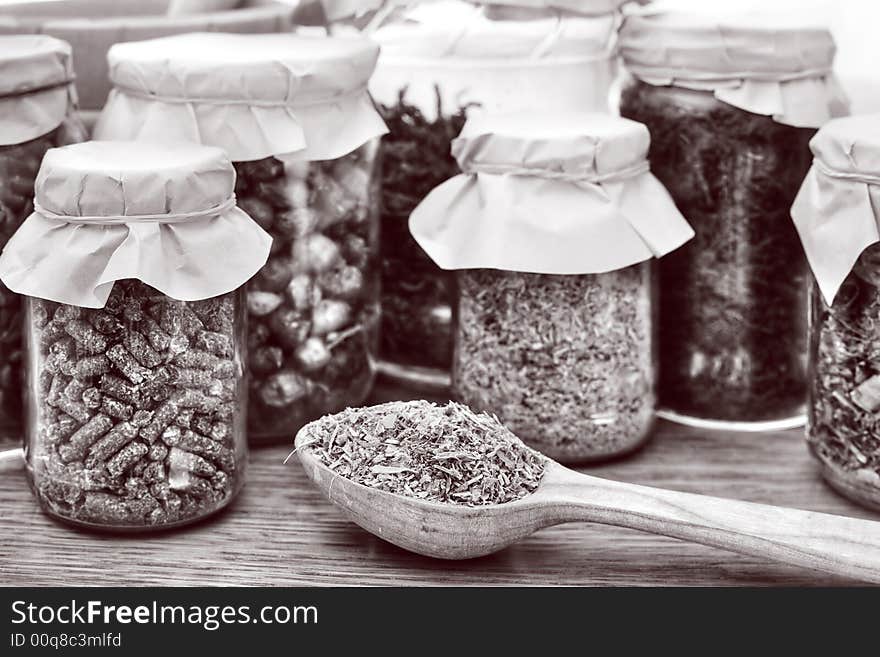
[297,444,563,559]
[296,427,880,582]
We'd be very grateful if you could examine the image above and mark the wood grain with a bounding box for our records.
[1,383,879,586]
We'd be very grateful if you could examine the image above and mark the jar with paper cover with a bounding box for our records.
[792,114,880,511]
[618,8,847,430]
[0,141,272,530]
[367,0,628,391]
[0,35,85,440]
[410,112,695,462]
[95,33,387,444]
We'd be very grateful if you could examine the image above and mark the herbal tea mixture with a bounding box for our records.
[809,245,880,501]
[621,81,812,423]
[235,147,379,441]
[29,281,244,527]
[378,90,469,374]
[299,400,546,506]
[0,133,59,433]
[454,266,655,462]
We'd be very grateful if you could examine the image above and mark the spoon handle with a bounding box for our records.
[547,465,880,583]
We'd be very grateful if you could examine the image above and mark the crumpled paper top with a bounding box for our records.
[619,10,844,128]
[0,140,272,308]
[809,114,880,177]
[371,0,617,59]
[35,140,235,219]
[620,11,835,81]
[321,0,628,21]
[106,32,379,105]
[0,35,73,96]
[453,111,650,179]
[410,111,694,274]
[792,114,880,305]
[476,0,629,14]
[95,32,387,162]
[0,35,78,145]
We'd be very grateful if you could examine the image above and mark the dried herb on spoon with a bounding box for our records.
[296,400,545,506]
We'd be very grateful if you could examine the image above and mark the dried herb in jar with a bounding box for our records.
[30,281,243,528]
[809,245,880,500]
[298,400,545,506]
[620,80,812,423]
[378,89,470,372]
[0,125,83,437]
[454,266,655,461]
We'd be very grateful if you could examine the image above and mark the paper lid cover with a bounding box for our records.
[0,141,272,308]
[452,111,649,178]
[619,11,835,81]
[463,0,629,14]
[94,32,387,162]
[0,35,78,145]
[370,0,618,59]
[410,111,694,274]
[322,0,629,20]
[106,32,378,104]
[792,114,880,304]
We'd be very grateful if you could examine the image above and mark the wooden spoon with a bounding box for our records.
[295,435,880,583]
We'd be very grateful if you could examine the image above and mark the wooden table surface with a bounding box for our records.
[1,384,878,587]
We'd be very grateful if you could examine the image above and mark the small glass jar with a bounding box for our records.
[618,11,844,429]
[807,248,880,510]
[793,115,880,511]
[0,35,85,440]
[94,32,387,444]
[369,0,626,390]
[455,265,655,462]
[410,111,693,463]
[25,285,247,529]
[0,140,271,530]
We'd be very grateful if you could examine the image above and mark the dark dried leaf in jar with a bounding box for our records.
[808,243,880,508]
[377,89,470,373]
[0,124,83,437]
[620,81,811,423]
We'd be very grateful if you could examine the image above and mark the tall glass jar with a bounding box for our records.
[618,10,845,429]
[368,0,627,391]
[0,35,85,441]
[410,111,694,463]
[0,141,271,530]
[95,32,387,444]
[792,114,880,511]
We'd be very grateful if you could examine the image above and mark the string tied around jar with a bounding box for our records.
[32,195,238,225]
[459,159,651,185]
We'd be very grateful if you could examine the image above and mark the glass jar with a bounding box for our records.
[94,32,387,444]
[235,143,380,439]
[369,0,626,390]
[0,35,85,441]
[25,285,247,529]
[0,140,271,530]
[792,114,880,511]
[410,111,694,463]
[455,265,655,462]
[807,248,880,510]
[618,10,844,429]
[620,82,813,428]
